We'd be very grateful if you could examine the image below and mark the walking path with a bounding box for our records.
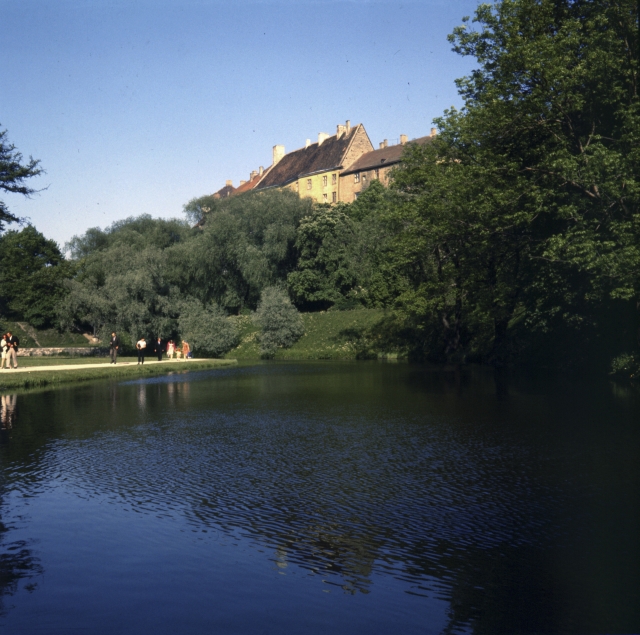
[1,359,207,374]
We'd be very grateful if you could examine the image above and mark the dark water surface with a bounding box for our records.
[0,362,638,634]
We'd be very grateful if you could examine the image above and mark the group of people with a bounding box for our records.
[0,332,19,369]
[109,332,192,365]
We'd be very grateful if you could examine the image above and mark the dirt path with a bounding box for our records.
[2,359,206,374]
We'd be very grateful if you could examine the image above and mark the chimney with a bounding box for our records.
[336,124,346,138]
[225,180,233,187]
[431,128,437,137]
[318,132,329,145]
[305,138,311,148]
[259,166,264,176]
[240,180,247,186]
[345,120,351,134]
[379,139,388,149]
[250,170,257,180]
[273,145,285,165]
[400,134,408,145]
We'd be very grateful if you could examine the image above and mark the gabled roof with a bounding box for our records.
[233,172,263,195]
[256,125,366,190]
[341,135,433,175]
[212,184,236,199]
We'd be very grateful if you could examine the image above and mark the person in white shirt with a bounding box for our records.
[136,337,147,364]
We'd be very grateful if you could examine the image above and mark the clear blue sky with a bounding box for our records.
[1,0,480,246]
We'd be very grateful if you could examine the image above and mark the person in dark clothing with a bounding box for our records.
[153,337,163,361]
[110,332,120,364]
[4,332,19,369]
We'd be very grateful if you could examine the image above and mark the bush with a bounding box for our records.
[610,353,640,379]
[253,286,304,357]
[178,299,238,357]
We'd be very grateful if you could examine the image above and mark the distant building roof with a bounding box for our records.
[233,171,265,195]
[212,183,236,199]
[256,124,367,190]
[341,135,434,175]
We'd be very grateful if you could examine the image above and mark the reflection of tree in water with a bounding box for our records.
[0,519,43,616]
[0,394,44,616]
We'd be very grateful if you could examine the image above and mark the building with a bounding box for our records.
[339,129,437,203]
[254,121,374,204]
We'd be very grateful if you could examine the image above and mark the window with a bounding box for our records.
[323,193,328,202]
[375,169,379,179]
[362,174,366,181]
[332,174,337,185]
[323,175,328,187]
[354,173,360,183]
[307,179,312,190]
[332,192,337,203]
[355,192,360,199]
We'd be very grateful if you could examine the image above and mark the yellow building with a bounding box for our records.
[254,121,373,204]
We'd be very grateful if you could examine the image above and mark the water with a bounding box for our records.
[0,362,638,634]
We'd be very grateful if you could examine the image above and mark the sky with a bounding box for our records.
[1,0,481,247]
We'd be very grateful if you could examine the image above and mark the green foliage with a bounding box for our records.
[176,189,313,312]
[178,299,238,357]
[387,0,640,368]
[611,353,640,379]
[253,286,304,357]
[0,226,74,328]
[0,126,43,231]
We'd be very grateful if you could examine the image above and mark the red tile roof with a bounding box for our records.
[341,135,433,175]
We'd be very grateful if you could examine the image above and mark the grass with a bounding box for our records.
[0,358,237,391]
[227,308,399,360]
[0,320,95,348]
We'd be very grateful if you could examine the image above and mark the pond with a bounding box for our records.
[0,362,638,634]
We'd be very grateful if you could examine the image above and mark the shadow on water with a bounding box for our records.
[0,362,639,633]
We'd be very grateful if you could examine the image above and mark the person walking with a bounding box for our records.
[136,337,147,364]
[5,332,19,369]
[1,334,7,369]
[166,340,175,360]
[182,340,191,360]
[153,337,163,361]
[109,332,120,364]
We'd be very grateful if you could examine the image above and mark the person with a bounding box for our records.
[166,340,175,360]
[182,340,191,360]
[136,337,147,364]
[153,337,163,361]
[109,332,120,364]
[5,332,19,369]
[1,334,7,369]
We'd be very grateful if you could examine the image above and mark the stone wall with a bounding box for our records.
[17,347,109,357]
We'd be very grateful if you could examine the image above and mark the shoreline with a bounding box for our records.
[0,358,237,391]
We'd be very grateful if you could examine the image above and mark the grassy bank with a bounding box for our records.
[0,358,236,391]
[0,320,95,348]
[227,308,400,360]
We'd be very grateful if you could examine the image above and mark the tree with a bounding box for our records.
[0,226,73,328]
[0,127,43,231]
[253,286,304,357]
[389,0,639,368]
[178,299,238,357]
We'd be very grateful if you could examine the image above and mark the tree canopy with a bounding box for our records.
[0,127,43,231]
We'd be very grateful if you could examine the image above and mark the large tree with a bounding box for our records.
[0,127,43,231]
[390,0,639,367]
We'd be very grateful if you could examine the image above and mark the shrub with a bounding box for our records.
[254,286,304,357]
[178,299,238,357]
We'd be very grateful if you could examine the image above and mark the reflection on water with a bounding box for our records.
[0,363,639,634]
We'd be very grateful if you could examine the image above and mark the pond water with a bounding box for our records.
[0,362,638,634]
